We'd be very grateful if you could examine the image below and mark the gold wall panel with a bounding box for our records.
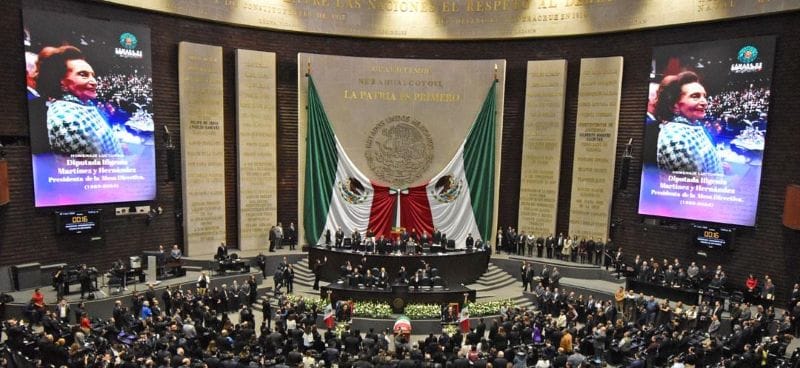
[568,56,623,243]
[236,49,278,251]
[518,59,567,238]
[179,42,226,256]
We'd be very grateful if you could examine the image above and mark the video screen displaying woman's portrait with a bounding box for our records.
[23,9,156,207]
[638,36,776,227]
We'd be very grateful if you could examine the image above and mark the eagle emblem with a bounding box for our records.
[338,177,368,205]
[431,174,463,204]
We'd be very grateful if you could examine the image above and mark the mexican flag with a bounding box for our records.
[323,302,335,329]
[303,76,393,245]
[459,305,470,332]
[393,315,412,334]
[304,76,497,247]
[401,81,498,246]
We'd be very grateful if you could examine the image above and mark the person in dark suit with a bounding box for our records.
[78,264,91,299]
[433,228,442,245]
[420,231,430,247]
[262,297,272,329]
[335,227,345,248]
[351,228,362,250]
[520,261,531,292]
[313,257,327,290]
[377,235,389,254]
[324,228,332,248]
[410,270,423,289]
[465,233,474,250]
[286,222,297,250]
[545,234,555,258]
[216,242,229,260]
[397,266,408,284]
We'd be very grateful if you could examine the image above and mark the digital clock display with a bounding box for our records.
[55,210,102,235]
[692,223,734,248]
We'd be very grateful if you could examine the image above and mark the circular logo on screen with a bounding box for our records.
[737,45,758,64]
[119,33,138,50]
[365,115,433,187]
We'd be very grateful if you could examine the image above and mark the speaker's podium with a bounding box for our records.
[446,240,456,251]
[343,238,352,249]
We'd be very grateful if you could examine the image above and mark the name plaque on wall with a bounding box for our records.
[102,0,799,40]
[179,42,226,256]
[236,49,278,251]
[568,56,623,243]
[518,59,567,238]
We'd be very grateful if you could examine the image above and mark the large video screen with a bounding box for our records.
[638,37,775,226]
[23,9,156,207]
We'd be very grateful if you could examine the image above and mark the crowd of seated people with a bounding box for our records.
[7,269,800,368]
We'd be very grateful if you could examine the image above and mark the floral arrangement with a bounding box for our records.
[284,294,328,310]
[334,322,348,337]
[353,301,393,319]
[441,324,458,336]
[277,297,511,320]
[403,303,442,319]
[464,299,513,317]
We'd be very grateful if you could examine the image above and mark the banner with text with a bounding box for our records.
[23,9,156,207]
[180,42,225,256]
[568,57,623,242]
[236,49,278,251]
[518,60,567,237]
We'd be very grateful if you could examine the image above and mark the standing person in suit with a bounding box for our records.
[594,239,604,266]
[247,274,258,305]
[268,225,276,252]
[275,222,284,250]
[284,265,295,293]
[216,242,229,260]
[55,298,70,324]
[262,297,272,329]
[335,227,345,248]
[324,228,332,248]
[545,234,555,259]
[556,233,564,260]
[550,267,561,289]
[52,266,66,302]
[78,264,91,300]
[520,261,529,292]
[351,228,362,250]
[313,257,327,290]
[586,238,596,264]
[286,222,297,250]
[541,265,550,289]
[536,235,545,258]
